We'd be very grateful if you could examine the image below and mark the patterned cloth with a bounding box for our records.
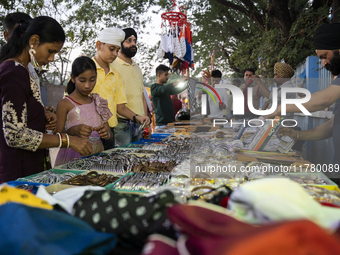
[72,190,177,246]
[0,186,52,210]
[274,62,295,78]
[55,94,112,166]
[0,61,45,183]
[91,58,127,127]
[111,57,145,117]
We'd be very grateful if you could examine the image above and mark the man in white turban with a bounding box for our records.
[92,27,149,149]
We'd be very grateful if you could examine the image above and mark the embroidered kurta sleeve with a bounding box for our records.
[1,63,43,151]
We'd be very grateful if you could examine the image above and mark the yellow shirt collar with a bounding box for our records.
[116,57,136,66]
[92,57,115,74]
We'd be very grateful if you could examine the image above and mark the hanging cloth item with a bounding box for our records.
[167,27,174,54]
[157,42,166,60]
[161,27,169,53]
[174,25,184,58]
[179,25,187,57]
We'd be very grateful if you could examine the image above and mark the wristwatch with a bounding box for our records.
[133,114,139,123]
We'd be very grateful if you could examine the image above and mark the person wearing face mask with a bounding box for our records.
[111,28,150,146]
[91,27,149,150]
[0,16,91,183]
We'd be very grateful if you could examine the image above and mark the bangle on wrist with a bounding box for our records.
[56,132,62,148]
[65,133,70,148]
[296,130,299,140]
[106,131,111,140]
[60,133,68,148]
[133,114,139,123]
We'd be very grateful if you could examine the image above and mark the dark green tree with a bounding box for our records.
[0,0,333,80]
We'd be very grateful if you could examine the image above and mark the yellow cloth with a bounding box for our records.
[111,57,145,117]
[0,186,52,210]
[92,58,127,127]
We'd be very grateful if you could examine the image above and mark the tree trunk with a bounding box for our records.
[268,0,292,39]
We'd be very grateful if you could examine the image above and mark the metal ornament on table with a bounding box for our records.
[187,78,197,115]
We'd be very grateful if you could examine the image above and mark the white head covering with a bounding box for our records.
[97,27,125,46]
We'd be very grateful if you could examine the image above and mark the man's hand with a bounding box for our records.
[136,115,151,126]
[277,127,298,140]
[219,103,226,110]
[174,76,190,87]
[250,74,263,85]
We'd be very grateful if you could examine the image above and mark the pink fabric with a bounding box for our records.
[55,94,111,166]
[92,93,113,123]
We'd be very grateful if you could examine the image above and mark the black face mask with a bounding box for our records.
[121,44,137,58]
[325,51,340,76]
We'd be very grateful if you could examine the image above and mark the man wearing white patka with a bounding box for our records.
[92,27,149,150]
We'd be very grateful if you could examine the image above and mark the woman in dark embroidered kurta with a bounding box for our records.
[0,16,92,183]
[0,61,45,181]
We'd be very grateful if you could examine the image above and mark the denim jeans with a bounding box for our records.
[114,119,142,146]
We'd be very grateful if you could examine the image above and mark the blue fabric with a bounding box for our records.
[183,39,191,63]
[168,53,174,66]
[0,203,116,255]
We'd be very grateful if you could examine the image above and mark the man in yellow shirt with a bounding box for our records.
[92,27,149,150]
[112,28,150,145]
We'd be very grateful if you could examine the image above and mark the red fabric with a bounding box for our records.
[171,95,182,116]
[220,196,230,208]
[141,234,179,255]
[319,202,340,208]
[167,204,340,255]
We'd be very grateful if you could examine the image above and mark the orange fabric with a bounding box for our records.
[227,220,340,255]
[167,204,340,255]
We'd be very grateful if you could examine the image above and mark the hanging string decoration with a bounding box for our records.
[157,0,194,75]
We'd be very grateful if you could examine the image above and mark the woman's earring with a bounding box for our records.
[29,45,42,71]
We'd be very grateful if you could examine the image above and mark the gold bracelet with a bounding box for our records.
[65,133,70,148]
[60,133,68,148]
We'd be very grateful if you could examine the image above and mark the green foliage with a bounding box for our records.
[0,0,333,82]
